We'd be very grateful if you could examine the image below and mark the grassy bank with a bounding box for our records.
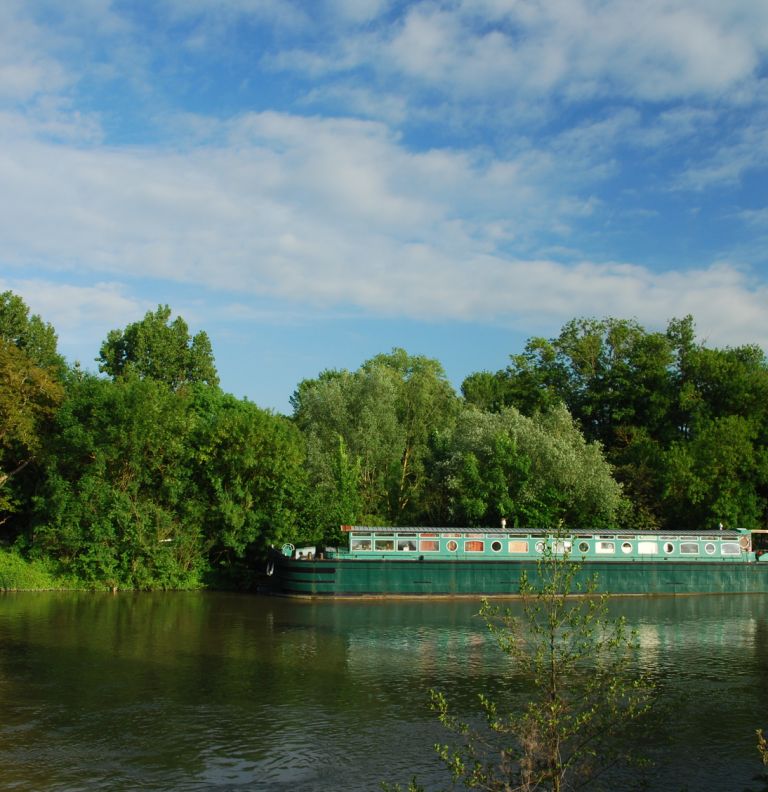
[0,548,79,591]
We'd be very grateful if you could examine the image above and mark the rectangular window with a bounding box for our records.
[419,540,439,552]
[721,542,741,555]
[464,533,484,539]
[680,542,699,555]
[351,538,372,551]
[375,539,394,551]
[464,540,485,552]
[638,541,658,555]
[508,540,529,553]
[552,540,572,554]
[596,541,615,554]
[420,532,438,538]
[397,539,417,551]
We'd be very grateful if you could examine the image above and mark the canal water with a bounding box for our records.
[1,591,767,791]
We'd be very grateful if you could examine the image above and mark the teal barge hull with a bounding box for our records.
[270,526,768,598]
[272,556,768,597]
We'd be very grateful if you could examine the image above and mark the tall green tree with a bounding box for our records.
[97,305,219,389]
[0,293,65,541]
[292,349,459,532]
[430,405,625,530]
[0,291,64,373]
[0,340,64,536]
[188,387,306,563]
[463,315,768,531]
[31,374,203,589]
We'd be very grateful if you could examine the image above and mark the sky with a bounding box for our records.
[1,0,767,413]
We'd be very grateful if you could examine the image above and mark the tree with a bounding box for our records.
[0,340,64,535]
[30,374,203,589]
[391,540,656,791]
[0,291,64,373]
[430,405,626,531]
[292,349,459,530]
[97,305,219,389]
[187,387,306,562]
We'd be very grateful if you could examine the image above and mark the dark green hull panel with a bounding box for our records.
[273,557,768,597]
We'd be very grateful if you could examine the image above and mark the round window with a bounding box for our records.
[491,541,502,552]
[447,540,458,552]
[535,541,545,553]
[663,542,674,554]
[621,542,633,554]
[704,542,716,555]
[578,541,589,553]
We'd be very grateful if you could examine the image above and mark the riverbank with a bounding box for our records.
[0,547,78,591]
[0,547,271,592]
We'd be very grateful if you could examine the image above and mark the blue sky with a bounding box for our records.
[1,0,767,412]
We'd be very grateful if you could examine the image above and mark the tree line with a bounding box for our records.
[1,291,767,589]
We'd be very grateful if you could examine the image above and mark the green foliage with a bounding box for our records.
[463,316,768,531]
[420,541,656,791]
[97,304,219,389]
[293,349,459,531]
[0,547,73,590]
[0,338,65,538]
[31,374,204,589]
[747,729,768,792]
[188,387,306,560]
[431,405,625,530]
[0,290,64,372]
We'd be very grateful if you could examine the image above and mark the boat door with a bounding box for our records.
[750,530,768,559]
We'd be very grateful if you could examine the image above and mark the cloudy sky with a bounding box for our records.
[2,1,767,411]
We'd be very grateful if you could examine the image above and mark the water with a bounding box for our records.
[1,592,767,791]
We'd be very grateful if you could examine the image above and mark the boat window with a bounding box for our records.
[552,540,572,554]
[680,542,699,554]
[509,541,529,553]
[446,540,458,552]
[465,540,484,552]
[721,542,741,555]
[596,541,615,554]
[663,542,674,554]
[704,543,716,555]
[397,539,417,551]
[375,539,394,551]
[443,533,462,538]
[351,538,372,551]
[464,533,484,539]
[491,541,502,552]
[535,541,545,553]
[578,541,589,553]
[621,542,633,554]
[419,540,439,552]
[398,533,417,538]
[638,541,658,555]
[420,532,438,538]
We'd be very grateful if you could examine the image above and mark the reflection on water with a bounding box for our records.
[1,592,767,790]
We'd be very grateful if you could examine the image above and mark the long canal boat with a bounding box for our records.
[269,525,768,597]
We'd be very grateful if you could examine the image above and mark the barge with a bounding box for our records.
[269,526,768,598]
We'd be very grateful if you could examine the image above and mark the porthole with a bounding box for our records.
[535,541,545,553]
[447,540,458,552]
[663,542,674,554]
[704,543,716,555]
[621,542,633,554]
[491,540,502,552]
[578,541,589,553]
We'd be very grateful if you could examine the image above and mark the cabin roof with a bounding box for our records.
[344,526,742,539]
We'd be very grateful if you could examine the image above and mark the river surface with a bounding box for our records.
[1,591,767,791]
